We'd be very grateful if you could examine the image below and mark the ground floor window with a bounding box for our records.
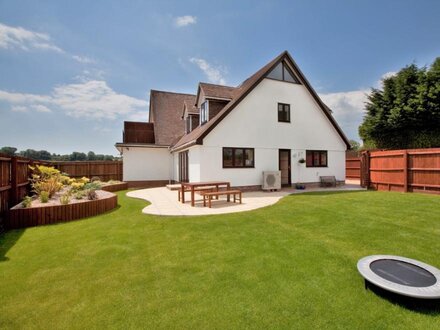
[223,147,254,168]
[306,150,328,167]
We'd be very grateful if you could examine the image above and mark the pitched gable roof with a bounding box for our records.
[171,51,350,151]
[199,83,237,100]
[149,90,196,145]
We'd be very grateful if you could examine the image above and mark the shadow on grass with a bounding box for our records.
[0,228,25,262]
[366,281,440,315]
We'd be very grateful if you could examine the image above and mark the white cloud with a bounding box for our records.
[0,80,148,120]
[189,57,226,85]
[319,90,369,141]
[72,55,95,64]
[11,105,28,112]
[33,104,52,113]
[174,16,197,27]
[0,22,64,53]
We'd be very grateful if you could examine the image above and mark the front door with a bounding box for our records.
[179,151,189,182]
[279,149,291,187]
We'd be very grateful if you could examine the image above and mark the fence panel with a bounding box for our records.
[52,161,122,181]
[364,148,440,194]
[345,157,361,179]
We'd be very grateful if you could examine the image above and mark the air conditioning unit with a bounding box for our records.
[262,171,281,191]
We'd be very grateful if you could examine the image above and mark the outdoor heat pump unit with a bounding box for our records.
[262,171,281,191]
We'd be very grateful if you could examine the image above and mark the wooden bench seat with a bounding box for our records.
[320,176,337,187]
[200,190,242,208]
[178,186,215,201]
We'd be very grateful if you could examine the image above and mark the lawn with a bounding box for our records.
[1,190,439,329]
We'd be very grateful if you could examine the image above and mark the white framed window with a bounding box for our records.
[200,101,209,125]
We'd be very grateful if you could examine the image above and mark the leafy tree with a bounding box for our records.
[359,58,440,149]
[87,151,96,161]
[0,146,17,156]
[349,140,361,151]
[69,152,87,161]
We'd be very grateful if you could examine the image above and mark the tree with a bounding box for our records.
[87,151,96,161]
[69,152,87,161]
[359,58,440,149]
[349,140,360,151]
[0,146,17,156]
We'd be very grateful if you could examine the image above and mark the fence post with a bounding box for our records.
[361,151,370,188]
[10,156,18,206]
[403,150,408,192]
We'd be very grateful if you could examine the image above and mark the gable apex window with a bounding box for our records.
[267,61,300,84]
[223,147,255,168]
[278,103,290,122]
[200,101,209,125]
[306,150,328,167]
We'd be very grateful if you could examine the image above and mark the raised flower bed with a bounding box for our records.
[6,165,120,229]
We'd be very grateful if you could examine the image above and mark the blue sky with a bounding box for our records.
[1,0,439,155]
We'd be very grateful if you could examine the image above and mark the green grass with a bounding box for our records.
[1,190,440,329]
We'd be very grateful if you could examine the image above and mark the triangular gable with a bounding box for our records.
[171,51,350,151]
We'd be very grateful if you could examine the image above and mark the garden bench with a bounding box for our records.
[201,190,242,208]
[320,176,337,187]
[178,186,216,202]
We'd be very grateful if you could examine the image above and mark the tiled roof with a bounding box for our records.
[149,90,196,145]
[170,50,350,151]
[199,83,237,100]
[183,99,198,115]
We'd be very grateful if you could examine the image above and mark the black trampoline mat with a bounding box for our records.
[370,259,437,287]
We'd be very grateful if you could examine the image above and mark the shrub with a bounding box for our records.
[30,165,63,197]
[39,191,49,203]
[84,181,102,190]
[60,194,70,205]
[87,189,98,200]
[70,181,85,191]
[107,180,121,184]
[91,176,101,182]
[21,196,33,208]
[74,190,86,200]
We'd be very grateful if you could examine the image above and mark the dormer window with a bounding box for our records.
[200,101,209,125]
[185,115,192,134]
[267,61,299,83]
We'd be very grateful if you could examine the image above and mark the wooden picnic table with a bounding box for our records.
[180,181,231,207]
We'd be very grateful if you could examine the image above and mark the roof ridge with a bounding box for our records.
[199,82,236,88]
[151,89,196,96]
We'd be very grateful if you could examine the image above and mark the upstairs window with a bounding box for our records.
[185,115,192,133]
[306,150,328,167]
[267,61,299,83]
[200,101,209,125]
[223,147,255,168]
[278,103,290,122]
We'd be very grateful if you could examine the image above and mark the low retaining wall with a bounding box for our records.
[101,182,128,192]
[6,193,117,229]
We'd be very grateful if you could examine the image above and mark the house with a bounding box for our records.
[115,51,350,189]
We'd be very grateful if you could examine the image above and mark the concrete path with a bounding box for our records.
[126,184,365,216]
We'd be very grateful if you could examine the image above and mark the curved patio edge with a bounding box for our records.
[126,185,365,216]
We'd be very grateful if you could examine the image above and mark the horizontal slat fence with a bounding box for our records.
[362,148,440,194]
[0,155,122,231]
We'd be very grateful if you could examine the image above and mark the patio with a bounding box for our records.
[126,183,364,216]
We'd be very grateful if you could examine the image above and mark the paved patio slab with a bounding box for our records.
[126,184,365,216]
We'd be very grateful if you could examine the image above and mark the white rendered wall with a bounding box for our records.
[196,78,347,186]
[122,147,171,181]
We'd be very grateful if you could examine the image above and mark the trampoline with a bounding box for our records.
[357,255,440,299]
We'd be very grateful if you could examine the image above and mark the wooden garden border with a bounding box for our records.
[6,192,117,230]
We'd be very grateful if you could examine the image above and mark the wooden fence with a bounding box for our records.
[0,155,122,230]
[346,157,361,180]
[51,161,122,181]
[361,148,440,194]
